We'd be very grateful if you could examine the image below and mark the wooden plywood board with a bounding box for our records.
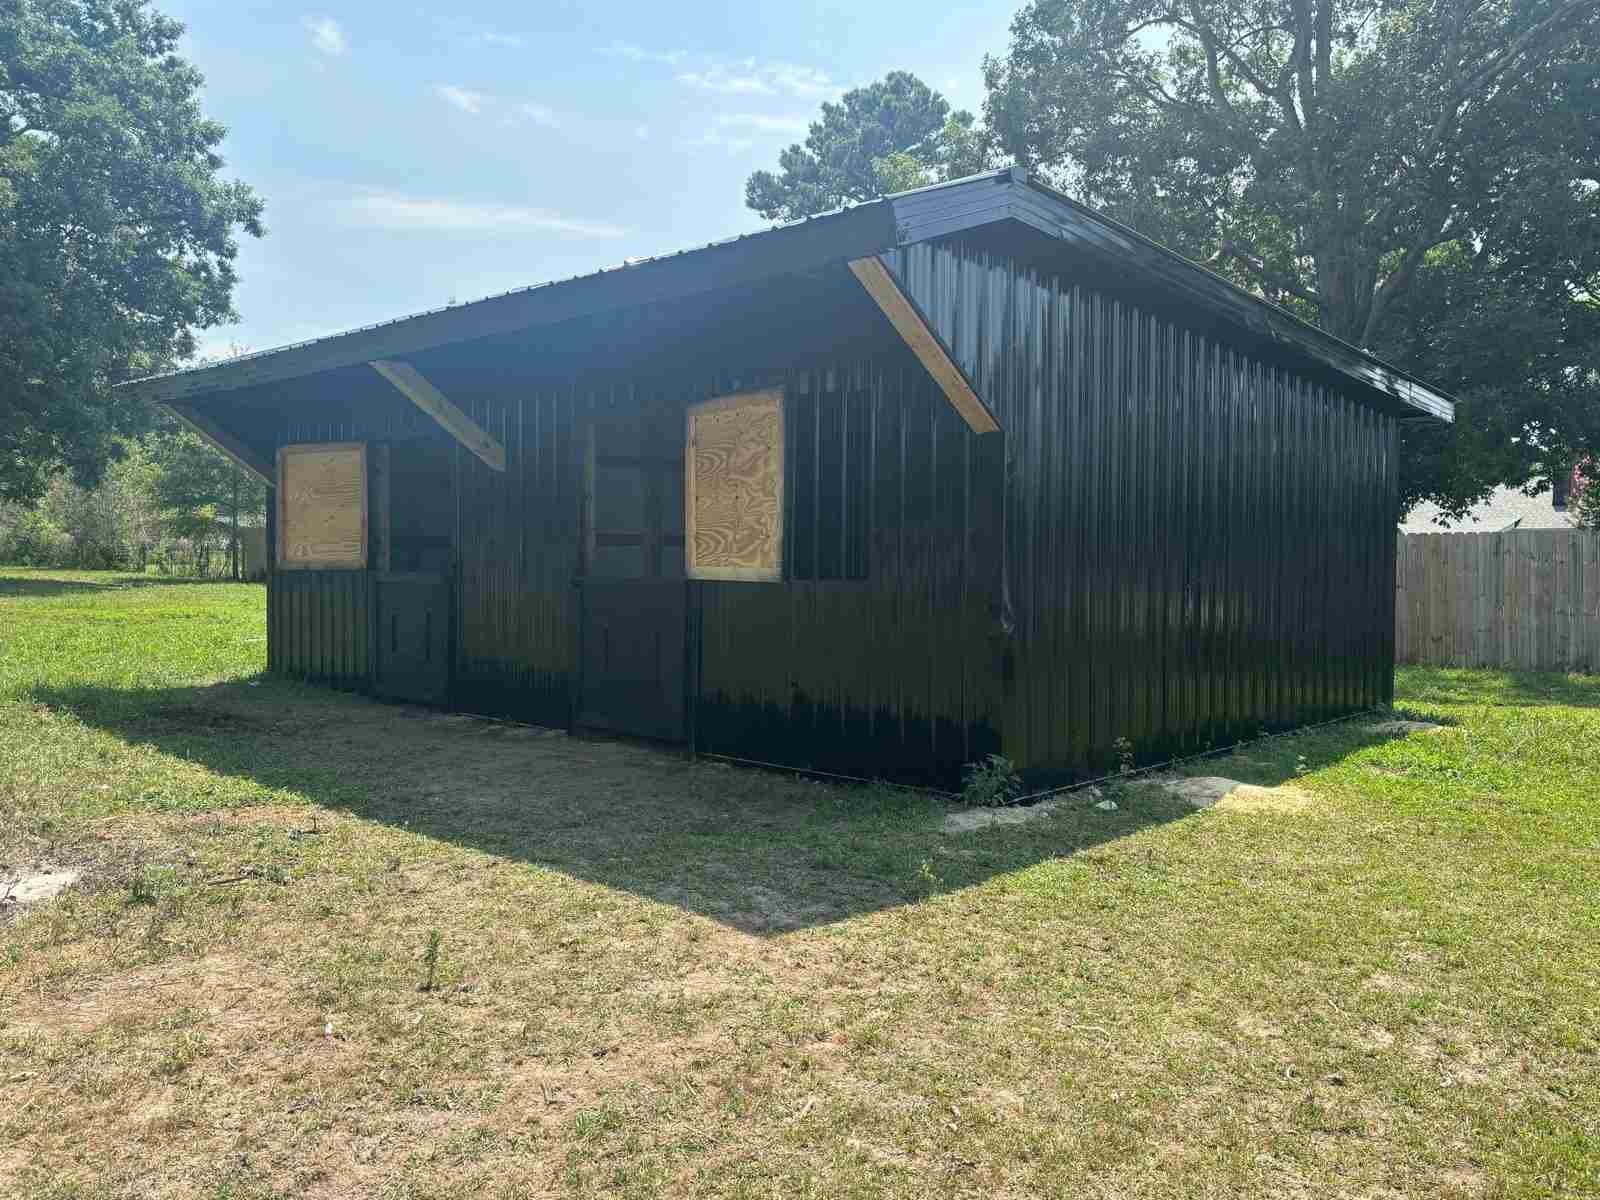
[686,390,783,582]
[277,442,368,569]
[848,255,1000,435]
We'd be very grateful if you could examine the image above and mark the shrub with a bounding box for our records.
[960,754,1023,807]
[0,506,73,566]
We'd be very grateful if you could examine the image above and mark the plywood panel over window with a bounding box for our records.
[686,389,783,581]
[277,442,368,569]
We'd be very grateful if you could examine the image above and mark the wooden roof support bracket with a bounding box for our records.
[163,401,275,486]
[848,255,1000,434]
[369,359,506,471]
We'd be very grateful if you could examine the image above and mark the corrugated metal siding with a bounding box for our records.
[452,381,581,725]
[255,346,999,782]
[446,359,1001,784]
[885,240,1399,778]
[268,569,372,689]
[697,359,1003,783]
[256,244,1400,786]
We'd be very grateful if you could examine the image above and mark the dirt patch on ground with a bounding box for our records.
[941,797,1065,834]
[940,787,1121,834]
[6,951,292,1039]
[1363,970,1423,997]
[0,863,80,912]
[1152,776,1315,813]
[941,771,1320,832]
[1367,719,1446,735]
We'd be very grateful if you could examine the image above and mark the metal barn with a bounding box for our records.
[123,169,1456,787]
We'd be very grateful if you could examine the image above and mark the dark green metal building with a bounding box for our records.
[122,169,1455,786]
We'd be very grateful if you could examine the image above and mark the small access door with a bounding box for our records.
[373,443,454,704]
[577,401,688,741]
[374,575,450,703]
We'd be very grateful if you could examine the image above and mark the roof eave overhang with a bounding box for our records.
[122,167,1455,426]
[888,170,1455,425]
[120,200,900,405]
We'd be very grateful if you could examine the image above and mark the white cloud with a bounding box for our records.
[471,31,526,49]
[346,190,627,238]
[677,61,838,99]
[511,102,560,128]
[429,88,558,127]
[684,132,755,154]
[302,14,346,56]
[677,67,771,95]
[431,84,488,114]
[600,41,686,65]
[717,113,809,135]
[602,45,839,100]
[766,64,836,99]
[437,18,527,50]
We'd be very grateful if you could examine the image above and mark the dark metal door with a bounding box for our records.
[578,579,686,739]
[577,401,688,741]
[375,573,450,704]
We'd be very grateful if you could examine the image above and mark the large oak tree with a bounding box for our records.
[983,0,1600,514]
[1,0,263,502]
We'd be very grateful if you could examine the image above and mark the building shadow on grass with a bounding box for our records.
[32,677,1421,934]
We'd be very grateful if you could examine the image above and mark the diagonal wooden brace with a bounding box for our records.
[848,256,1000,434]
[369,359,506,472]
[164,402,275,485]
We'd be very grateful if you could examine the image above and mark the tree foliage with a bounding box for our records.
[745,72,993,221]
[1576,464,1600,530]
[983,0,1600,514]
[147,417,265,545]
[0,0,263,503]
[0,414,265,574]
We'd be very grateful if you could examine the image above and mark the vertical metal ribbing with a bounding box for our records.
[262,238,1412,787]
[1046,274,1069,766]
[1085,291,1106,761]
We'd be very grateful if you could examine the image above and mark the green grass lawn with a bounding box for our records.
[2,567,1597,1198]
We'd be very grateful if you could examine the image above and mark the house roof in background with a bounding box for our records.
[120,169,1455,424]
[1402,485,1578,533]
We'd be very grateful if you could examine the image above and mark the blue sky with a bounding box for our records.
[162,1,1018,358]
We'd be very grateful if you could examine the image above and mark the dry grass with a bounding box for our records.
[2,568,1598,1198]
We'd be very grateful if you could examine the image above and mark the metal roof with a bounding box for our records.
[119,168,1454,423]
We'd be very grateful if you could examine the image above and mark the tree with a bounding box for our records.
[745,72,993,221]
[0,0,264,503]
[148,415,266,580]
[1371,236,1600,515]
[5,436,161,567]
[1576,464,1600,530]
[983,0,1600,514]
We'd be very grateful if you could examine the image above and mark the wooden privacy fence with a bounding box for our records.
[1396,530,1600,671]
